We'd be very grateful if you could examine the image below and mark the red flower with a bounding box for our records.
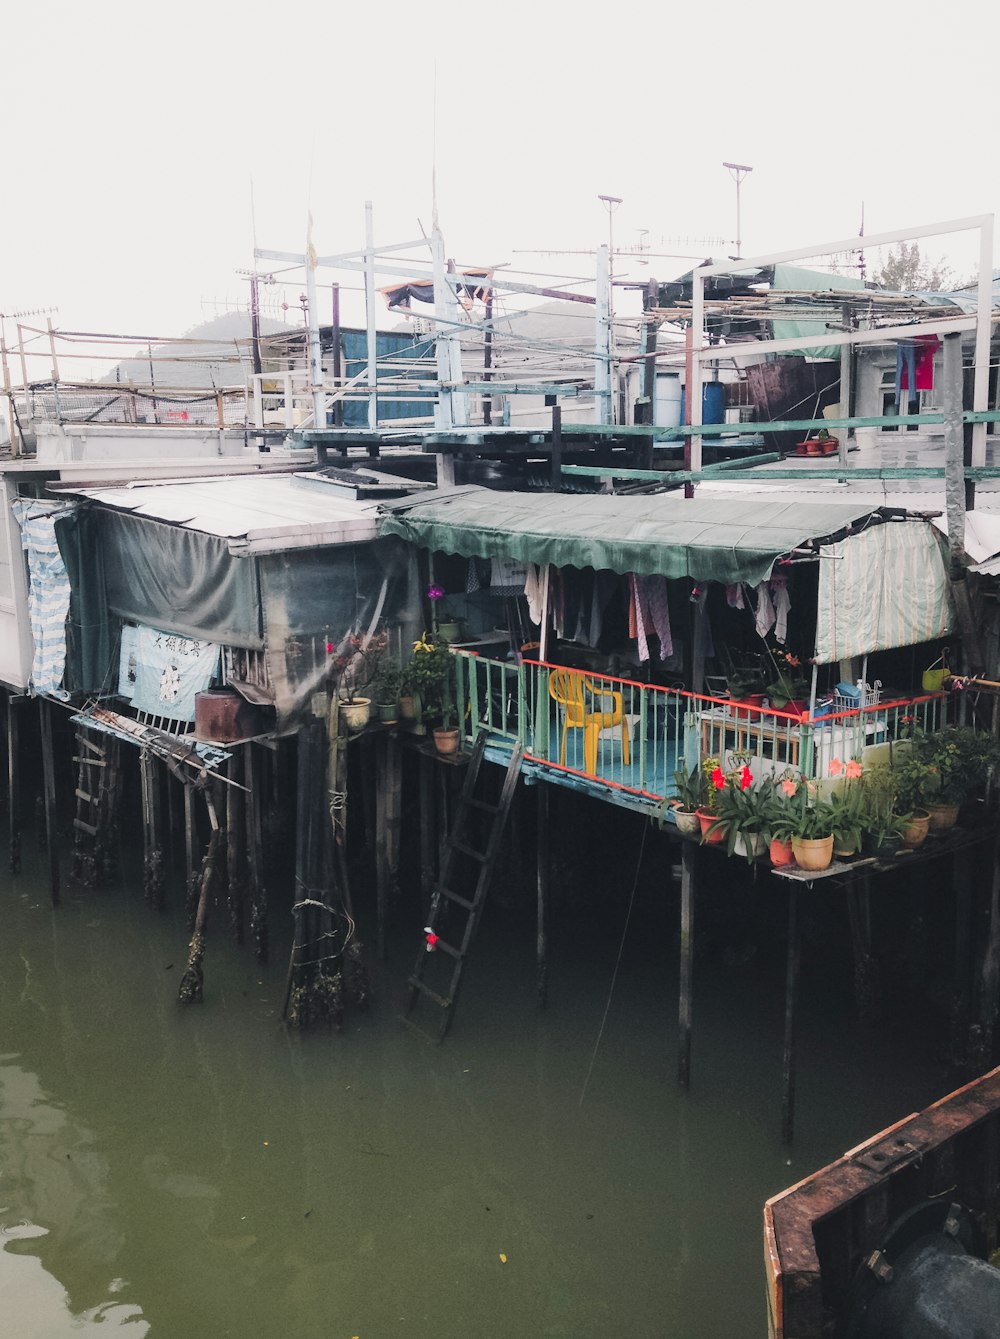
[711,767,726,790]
[740,765,752,790]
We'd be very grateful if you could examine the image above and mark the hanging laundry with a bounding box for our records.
[726,583,745,610]
[770,573,792,644]
[627,575,638,640]
[897,333,941,402]
[130,624,221,723]
[693,584,715,659]
[589,570,616,647]
[628,574,651,662]
[638,575,673,660]
[754,581,776,638]
[466,557,482,593]
[523,564,543,626]
[491,556,528,596]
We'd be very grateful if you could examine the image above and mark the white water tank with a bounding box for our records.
[654,373,683,427]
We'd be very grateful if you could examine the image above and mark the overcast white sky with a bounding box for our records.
[2,0,997,358]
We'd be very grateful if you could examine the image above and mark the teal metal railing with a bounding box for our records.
[451,650,951,801]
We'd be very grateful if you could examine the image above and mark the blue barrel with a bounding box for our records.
[679,382,726,426]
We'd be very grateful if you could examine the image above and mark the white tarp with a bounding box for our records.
[814,522,954,664]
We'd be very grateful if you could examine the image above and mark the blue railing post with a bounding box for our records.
[534,664,550,760]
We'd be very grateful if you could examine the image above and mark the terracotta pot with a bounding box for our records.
[769,837,795,867]
[398,694,418,720]
[432,727,461,756]
[902,810,931,848]
[791,835,834,872]
[926,802,960,832]
[673,808,701,837]
[696,809,725,844]
[340,697,371,733]
[795,440,812,456]
[805,438,823,456]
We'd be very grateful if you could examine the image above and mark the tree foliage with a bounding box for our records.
[875,242,953,292]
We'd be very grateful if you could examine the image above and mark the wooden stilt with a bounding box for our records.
[39,697,59,905]
[419,748,435,913]
[385,729,401,878]
[8,692,20,874]
[360,731,377,855]
[536,782,549,1008]
[952,845,975,1064]
[781,884,801,1145]
[226,751,245,944]
[678,840,695,1088]
[977,830,1000,1066]
[244,743,268,963]
[141,749,164,911]
[374,731,389,961]
[846,876,878,1021]
[178,788,221,1004]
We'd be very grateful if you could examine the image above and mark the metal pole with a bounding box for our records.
[364,200,378,431]
[972,214,993,468]
[331,283,343,427]
[594,244,611,425]
[305,223,325,433]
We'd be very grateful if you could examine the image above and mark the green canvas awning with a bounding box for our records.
[377,486,879,587]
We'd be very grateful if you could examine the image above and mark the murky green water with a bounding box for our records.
[0,833,950,1338]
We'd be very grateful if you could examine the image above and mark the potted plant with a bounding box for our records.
[892,749,937,846]
[727,669,767,720]
[709,763,773,862]
[670,764,704,836]
[331,628,388,733]
[373,660,405,725]
[696,756,726,843]
[904,726,1000,830]
[406,633,461,753]
[768,775,836,871]
[427,582,464,644]
[858,764,909,857]
[766,650,809,715]
[827,757,866,857]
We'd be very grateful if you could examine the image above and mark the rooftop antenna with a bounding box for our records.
[722,161,753,258]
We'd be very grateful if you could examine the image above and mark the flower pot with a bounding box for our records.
[734,832,767,860]
[926,802,960,832]
[902,810,931,848]
[437,621,463,644]
[340,697,371,733]
[673,808,701,837]
[432,726,461,756]
[863,832,903,859]
[696,809,725,844]
[791,835,834,872]
[398,694,418,720]
[818,437,838,456]
[769,837,795,867]
[377,701,398,725]
[795,440,812,457]
[833,841,859,859]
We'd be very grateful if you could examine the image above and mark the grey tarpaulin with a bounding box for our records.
[101,510,264,649]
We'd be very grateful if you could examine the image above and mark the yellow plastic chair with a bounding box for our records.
[548,669,631,775]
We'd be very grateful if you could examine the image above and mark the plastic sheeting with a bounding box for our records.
[11,499,73,698]
[101,509,263,649]
[770,263,865,361]
[814,521,955,663]
[260,537,420,727]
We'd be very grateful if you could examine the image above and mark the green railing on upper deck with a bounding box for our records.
[451,650,950,802]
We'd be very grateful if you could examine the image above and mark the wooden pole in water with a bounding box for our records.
[374,731,389,960]
[178,789,221,1004]
[781,883,800,1145]
[39,697,59,905]
[978,829,1000,1064]
[419,748,435,913]
[677,841,695,1087]
[226,751,245,944]
[7,692,20,874]
[536,782,549,1008]
[244,742,268,963]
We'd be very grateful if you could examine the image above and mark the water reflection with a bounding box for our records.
[0,1057,148,1334]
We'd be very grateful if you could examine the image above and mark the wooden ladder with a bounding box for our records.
[70,726,119,887]
[406,733,523,1039]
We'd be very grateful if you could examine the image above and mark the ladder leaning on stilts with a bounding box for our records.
[406,732,523,1039]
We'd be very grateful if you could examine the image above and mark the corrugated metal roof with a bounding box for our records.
[61,474,382,554]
